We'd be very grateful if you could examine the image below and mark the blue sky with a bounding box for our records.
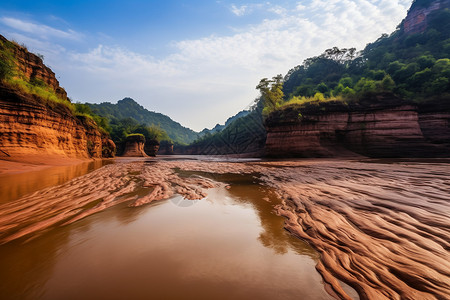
[0,0,412,131]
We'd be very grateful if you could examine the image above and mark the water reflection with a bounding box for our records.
[189,171,318,257]
[0,171,331,300]
[0,160,113,203]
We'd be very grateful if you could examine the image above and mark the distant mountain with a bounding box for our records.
[199,110,250,136]
[87,98,199,145]
[178,101,266,155]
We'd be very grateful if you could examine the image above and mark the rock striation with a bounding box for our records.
[0,86,114,158]
[0,35,115,159]
[122,135,147,157]
[403,0,450,34]
[265,94,450,157]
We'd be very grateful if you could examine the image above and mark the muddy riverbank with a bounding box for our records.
[0,157,448,299]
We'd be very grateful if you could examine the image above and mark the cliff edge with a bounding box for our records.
[265,94,450,157]
[0,34,115,160]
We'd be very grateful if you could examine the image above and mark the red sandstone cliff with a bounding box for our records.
[403,0,450,34]
[0,35,115,159]
[122,135,148,157]
[265,94,450,158]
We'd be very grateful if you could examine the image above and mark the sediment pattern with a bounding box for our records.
[261,160,450,300]
[0,161,217,244]
[0,158,449,299]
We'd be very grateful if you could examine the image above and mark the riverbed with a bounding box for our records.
[0,156,449,299]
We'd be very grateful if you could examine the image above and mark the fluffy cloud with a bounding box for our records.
[1,1,412,130]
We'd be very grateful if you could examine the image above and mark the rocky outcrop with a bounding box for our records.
[144,139,160,157]
[158,141,174,155]
[0,86,114,158]
[265,94,450,157]
[102,138,116,158]
[122,135,147,157]
[403,0,450,34]
[0,34,115,159]
[418,98,450,144]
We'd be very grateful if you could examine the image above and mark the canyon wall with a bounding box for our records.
[403,0,450,34]
[0,86,114,158]
[265,94,450,158]
[0,35,115,159]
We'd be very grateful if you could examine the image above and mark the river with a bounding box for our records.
[0,157,347,300]
[1,156,448,299]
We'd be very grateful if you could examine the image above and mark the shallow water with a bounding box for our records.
[0,160,113,203]
[0,167,335,300]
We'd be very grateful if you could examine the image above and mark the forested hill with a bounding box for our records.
[87,98,199,145]
[281,0,450,104]
[183,0,450,155]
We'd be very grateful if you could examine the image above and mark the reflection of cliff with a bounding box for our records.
[226,180,316,256]
[180,171,317,257]
[265,94,450,157]
[0,160,112,203]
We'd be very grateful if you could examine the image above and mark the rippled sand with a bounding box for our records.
[0,158,449,299]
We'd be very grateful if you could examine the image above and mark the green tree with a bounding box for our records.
[316,82,328,93]
[381,75,396,91]
[339,77,353,88]
[257,75,284,117]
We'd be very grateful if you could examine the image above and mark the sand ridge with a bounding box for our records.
[0,158,449,299]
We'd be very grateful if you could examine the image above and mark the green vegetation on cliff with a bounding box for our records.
[192,1,449,155]
[0,36,73,112]
[87,98,198,145]
[281,4,450,108]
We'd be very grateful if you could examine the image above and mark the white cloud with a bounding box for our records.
[0,17,82,41]
[1,1,412,131]
[230,4,248,16]
[296,3,306,11]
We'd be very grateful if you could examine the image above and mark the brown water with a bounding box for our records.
[6,157,447,299]
[0,166,336,300]
[0,160,113,203]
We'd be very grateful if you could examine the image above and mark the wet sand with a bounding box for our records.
[0,157,449,299]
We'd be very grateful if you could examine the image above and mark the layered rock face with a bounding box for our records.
[122,135,147,157]
[0,86,111,158]
[403,0,450,34]
[265,95,450,157]
[0,35,115,159]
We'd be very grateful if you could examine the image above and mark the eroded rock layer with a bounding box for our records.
[403,0,450,34]
[0,34,115,159]
[0,86,109,158]
[265,95,450,158]
[122,135,147,157]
